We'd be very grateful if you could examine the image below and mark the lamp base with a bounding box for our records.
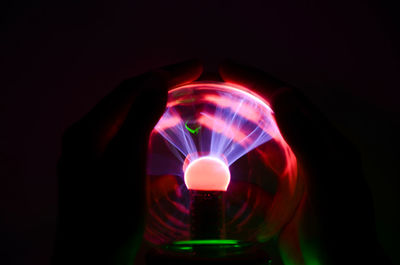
[145,240,270,265]
[190,190,225,239]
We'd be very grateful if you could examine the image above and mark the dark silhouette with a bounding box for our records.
[53,60,202,265]
[53,59,391,265]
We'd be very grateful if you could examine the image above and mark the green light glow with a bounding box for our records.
[173,239,240,245]
[163,240,253,255]
[176,246,192,250]
[185,121,201,135]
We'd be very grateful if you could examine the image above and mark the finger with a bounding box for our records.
[62,61,203,255]
[159,58,203,88]
[219,59,286,101]
[63,59,203,157]
[103,59,203,193]
[113,58,203,136]
[218,60,326,156]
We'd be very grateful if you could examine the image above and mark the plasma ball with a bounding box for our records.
[150,82,279,179]
[145,82,299,245]
[184,156,230,191]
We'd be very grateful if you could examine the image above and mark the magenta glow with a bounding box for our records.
[145,82,300,245]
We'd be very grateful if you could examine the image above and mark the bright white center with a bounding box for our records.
[184,156,231,191]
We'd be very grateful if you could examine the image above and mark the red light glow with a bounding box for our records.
[145,82,301,245]
[184,156,231,191]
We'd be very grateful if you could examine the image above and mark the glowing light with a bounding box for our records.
[185,121,201,135]
[151,82,277,173]
[173,239,239,245]
[145,82,300,245]
[184,156,230,191]
[154,115,180,131]
[197,112,250,147]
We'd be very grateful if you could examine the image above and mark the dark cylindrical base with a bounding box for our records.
[190,190,225,239]
[146,245,270,265]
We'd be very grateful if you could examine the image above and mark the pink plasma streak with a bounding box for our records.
[197,113,251,147]
[155,115,181,132]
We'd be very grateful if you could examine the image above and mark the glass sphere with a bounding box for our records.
[145,82,303,247]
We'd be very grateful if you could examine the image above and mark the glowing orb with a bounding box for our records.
[148,82,279,177]
[145,82,301,246]
[184,156,231,191]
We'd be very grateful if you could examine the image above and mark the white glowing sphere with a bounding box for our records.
[184,156,231,191]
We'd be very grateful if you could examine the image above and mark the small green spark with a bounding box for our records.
[173,239,240,245]
[185,121,201,135]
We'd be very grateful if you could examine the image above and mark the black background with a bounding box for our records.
[1,0,399,264]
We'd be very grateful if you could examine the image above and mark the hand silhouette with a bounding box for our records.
[54,58,391,265]
[219,60,392,265]
[53,60,203,265]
